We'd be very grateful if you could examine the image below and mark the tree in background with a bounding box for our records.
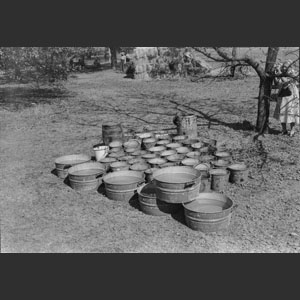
[192,47,299,135]
[0,47,71,86]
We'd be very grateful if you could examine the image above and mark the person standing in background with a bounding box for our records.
[120,51,126,73]
[273,61,299,137]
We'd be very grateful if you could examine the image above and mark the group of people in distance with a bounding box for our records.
[273,60,299,137]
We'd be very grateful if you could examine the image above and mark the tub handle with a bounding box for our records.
[233,204,238,211]
[184,181,196,189]
[63,164,72,170]
[137,180,145,187]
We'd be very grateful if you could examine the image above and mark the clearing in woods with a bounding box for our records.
[1,68,300,253]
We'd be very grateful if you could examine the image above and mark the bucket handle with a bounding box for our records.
[232,204,238,211]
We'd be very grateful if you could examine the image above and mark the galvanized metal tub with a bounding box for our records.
[110,161,130,172]
[68,162,106,191]
[153,166,201,204]
[137,183,182,216]
[183,192,236,232]
[103,170,145,201]
[55,154,91,179]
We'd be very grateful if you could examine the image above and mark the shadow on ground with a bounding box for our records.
[0,86,72,111]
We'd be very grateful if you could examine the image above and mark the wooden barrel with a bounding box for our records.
[176,115,198,139]
[102,123,124,146]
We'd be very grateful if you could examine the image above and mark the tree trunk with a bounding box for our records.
[230,47,237,77]
[110,47,118,69]
[255,47,279,133]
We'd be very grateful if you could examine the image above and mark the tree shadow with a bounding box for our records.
[0,85,73,111]
[169,99,259,133]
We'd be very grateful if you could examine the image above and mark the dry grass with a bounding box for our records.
[1,61,300,253]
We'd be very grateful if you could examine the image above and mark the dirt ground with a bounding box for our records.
[1,69,300,253]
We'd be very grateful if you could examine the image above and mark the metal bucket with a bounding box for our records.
[142,153,157,161]
[136,132,153,140]
[109,140,123,149]
[148,158,167,169]
[207,139,217,147]
[144,168,159,183]
[214,151,231,161]
[186,151,201,159]
[199,155,215,164]
[181,158,200,167]
[160,162,177,168]
[110,161,130,172]
[155,133,171,140]
[103,170,145,201]
[128,157,146,165]
[166,154,185,165]
[201,138,211,147]
[99,157,117,172]
[142,138,157,150]
[182,139,200,147]
[130,163,150,172]
[102,123,124,146]
[176,146,191,155]
[157,139,171,146]
[199,147,209,155]
[109,147,123,153]
[166,142,182,150]
[149,146,167,156]
[137,183,182,216]
[210,169,229,192]
[108,151,125,159]
[160,149,177,158]
[123,139,141,150]
[153,166,201,204]
[194,163,210,176]
[199,174,211,193]
[172,135,188,142]
[68,162,106,191]
[191,142,203,151]
[228,163,249,184]
[118,155,133,162]
[183,192,236,232]
[124,147,137,155]
[131,150,147,157]
[211,159,230,169]
[93,145,109,162]
[55,154,91,179]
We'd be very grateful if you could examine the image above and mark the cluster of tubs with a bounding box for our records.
[54,131,248,233]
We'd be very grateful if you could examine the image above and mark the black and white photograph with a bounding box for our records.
[1,46,299,253]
